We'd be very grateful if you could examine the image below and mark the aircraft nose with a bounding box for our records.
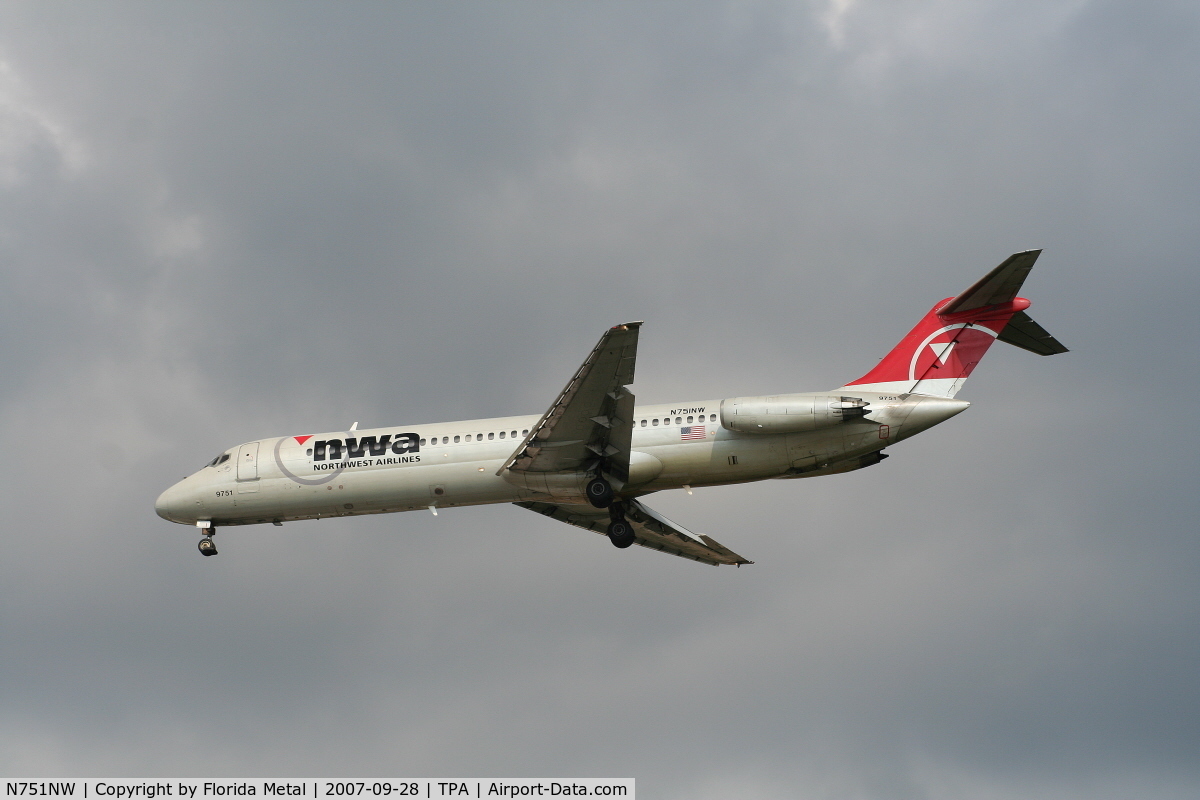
[155,481,192,523]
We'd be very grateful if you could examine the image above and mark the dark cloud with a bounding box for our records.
[1,1,1197,797]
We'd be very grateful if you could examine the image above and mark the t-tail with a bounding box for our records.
[844,249,1068,398]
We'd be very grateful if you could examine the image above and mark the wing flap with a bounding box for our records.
[515,498,753,567]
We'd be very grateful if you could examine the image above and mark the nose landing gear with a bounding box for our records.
[196,521,218,556]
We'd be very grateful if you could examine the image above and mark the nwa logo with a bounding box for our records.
[909,325,999,381]
[307,433,421,461]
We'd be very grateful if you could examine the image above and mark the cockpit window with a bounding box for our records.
[207,453,231,468]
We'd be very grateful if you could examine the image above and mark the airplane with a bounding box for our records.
[155,249,1067,565]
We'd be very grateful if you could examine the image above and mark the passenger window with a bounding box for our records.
[306,448,313,456]
[512,431,519,438]
[652,419,659,426]
[453,435,460,443]
[419,438,426,446]
[675,417,682,425]
[687,416,694,424]
[476,433,483,441]
[640,420,647,427]
[710,414,716,422]
[488,432,494,440]
[499,431,506,439]
[522,429,529,436]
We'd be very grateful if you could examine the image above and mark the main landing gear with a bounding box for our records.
[588,477,634,548]
[197,523,218,557]
[586,477,614,508]
[607,503,635,549]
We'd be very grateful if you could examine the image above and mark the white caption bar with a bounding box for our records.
[3,781,634,800]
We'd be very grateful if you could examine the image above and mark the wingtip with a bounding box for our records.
[1007,248,1043,263]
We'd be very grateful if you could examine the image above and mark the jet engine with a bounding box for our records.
[720,394,869,434]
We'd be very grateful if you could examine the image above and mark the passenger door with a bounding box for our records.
[236,441,260,493]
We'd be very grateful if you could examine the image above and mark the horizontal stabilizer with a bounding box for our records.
[940,249,1041,315]
[997,310,1069,355]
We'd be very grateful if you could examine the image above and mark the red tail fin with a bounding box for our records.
[843,250,1063,398]
[844,297,1027,397]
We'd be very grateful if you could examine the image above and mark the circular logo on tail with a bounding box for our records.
[909,324,999,380]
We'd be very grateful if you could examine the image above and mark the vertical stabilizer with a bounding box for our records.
[843,250,1063,398]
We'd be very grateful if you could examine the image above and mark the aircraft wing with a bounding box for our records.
[499,322,641,486]
[515,498,753,567]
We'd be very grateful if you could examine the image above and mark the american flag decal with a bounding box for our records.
[680,425,706,440]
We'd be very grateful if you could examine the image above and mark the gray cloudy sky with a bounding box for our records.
[1,2,1198,797]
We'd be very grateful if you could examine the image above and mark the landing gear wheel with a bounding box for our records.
[197,537,218,557]
[586,478,614,508]
[607,519,635,549]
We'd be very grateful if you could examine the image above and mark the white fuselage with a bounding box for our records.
[154,391,968,529]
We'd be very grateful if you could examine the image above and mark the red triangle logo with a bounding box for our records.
[294,435,313,445]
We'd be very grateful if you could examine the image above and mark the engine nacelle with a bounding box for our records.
[720,394,869,434]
